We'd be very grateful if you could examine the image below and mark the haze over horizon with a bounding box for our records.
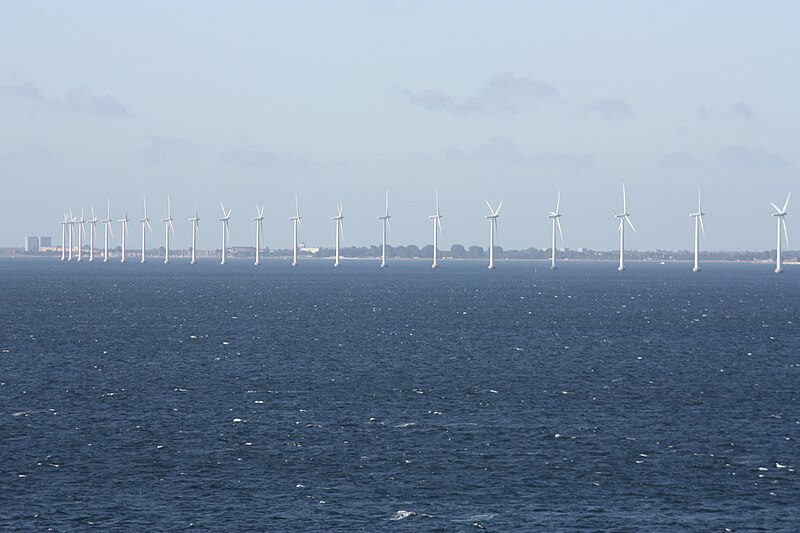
[0,1,797,252]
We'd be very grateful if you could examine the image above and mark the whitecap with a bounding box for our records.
[390,510,416,521]
[776,463,787,468]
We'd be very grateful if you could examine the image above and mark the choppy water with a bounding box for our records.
[1,258,798,531]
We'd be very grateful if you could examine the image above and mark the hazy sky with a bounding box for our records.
[0,1,797,251]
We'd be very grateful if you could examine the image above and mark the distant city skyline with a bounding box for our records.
[0,1,797,251]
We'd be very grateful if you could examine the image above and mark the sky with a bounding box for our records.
[0,1,797,252]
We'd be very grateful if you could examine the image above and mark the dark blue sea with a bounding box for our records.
[1,258,798,531]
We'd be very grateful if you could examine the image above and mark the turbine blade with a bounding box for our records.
[109,221,114,237]
[699,214,705,237]
[143,195,147,218]
[783,218,789,246]
[437,216,442,236]
[91,204,96,220]
[385,190,389,217]
[169,219,175,235]
[622,183,627,213]
[770,202,781,213]
[485,200,493,213]
[107,198,110,219]
[626,215,637,233]
[220,202,225,215]
[436,189,440,215]
[556,191,561,214]
[496,201,503,216]
[783,192,791,213]
[557,217,564,244]
[386,217,392,233]
[146,219,152,231]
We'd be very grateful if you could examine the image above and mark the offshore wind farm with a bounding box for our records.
[1,3,798,532]
[47,187,794,273]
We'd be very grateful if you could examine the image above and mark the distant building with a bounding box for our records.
[40,236,52,248]
[25,236,39,252]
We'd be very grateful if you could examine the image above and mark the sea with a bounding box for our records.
[1,258,798,531]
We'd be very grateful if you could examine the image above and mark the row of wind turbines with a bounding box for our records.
[57,186,792,273]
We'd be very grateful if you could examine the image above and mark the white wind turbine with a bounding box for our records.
[290,192,302,267]
[102,199,113,263]
[76,206,86,262]
[118,212,130,263]
[188,208,199,264]
[219,202,232,265]
[59,211,68,261]
[485,200,502,270]
[162,195,175,264]
[429,190,443,268]
[88,205,98,262]
[378,190,391,268]
[547,191,564,270]
[67,207,76,261]
[615,183,636,271]
[689,188,706,272]
[253,205,265,266]
[139,196,152,263]
[331,203,344,267]
[771,192,790,273]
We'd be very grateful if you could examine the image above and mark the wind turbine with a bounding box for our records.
[689,188,706,272]
[219,202,231,265]
[59,211,68,261]
[118,212,129,263]
[547,192,564,270]
[771,192,791,273]
[88,205,98,262]
[332,203,344,267]
[485,200,502,270]
[290,192,302,267]
[429,190,443,268]
[378,190,391,268]
[139,195,152,263]
[76,206,86,262]
[188,208,200,265]
[102,199,113,263]
[67,207,75,261]
[162,195,175,264]
[253,205,265,266]
[615,183,636,271]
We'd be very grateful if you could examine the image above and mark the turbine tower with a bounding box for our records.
[219,202,231,265]
[615,183,636,271]
[771,192,790,273]
[67,207,75,261]
[59,211,68,261]
[188,209,200,265]
[162,195,175,264]
[253,205,265,266]
[689,188,706,272]
[331,203,344,267]
[88,205,98,262]
[429,190,443,268]
[139,196,152,263]
[76,206,86,262]
[118,212,129,263]
[378,190,391,268]
[485,201,502,270]
[102,199,113,263]
[290,192,302,267]
[547,192,564,270]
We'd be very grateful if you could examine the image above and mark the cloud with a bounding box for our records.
[394,72,564,116]
[395,88,455,111]
[0,82,132,118]
[61,86,132,118]
[3,143,57,163]
[444,137,525,164]
[219,147,315,171]
[139,135,201,164]
[532,151,594,172]
[0,83,46,102]
[730,102,756,121]
[659,151,697,168]
[717,145,788,168]
[586,99,633,121]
